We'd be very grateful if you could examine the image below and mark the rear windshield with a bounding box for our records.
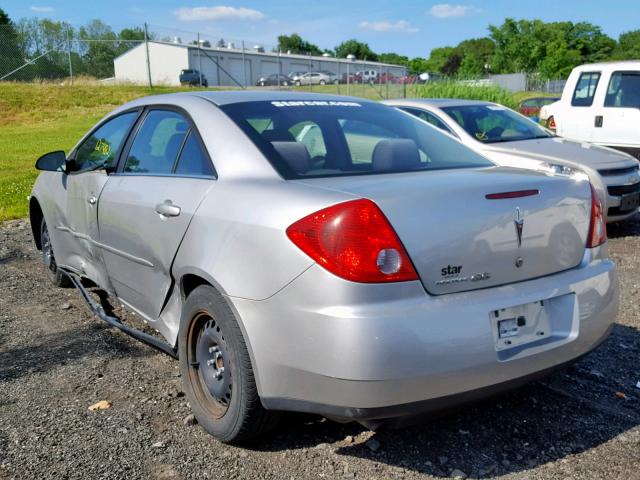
[220,100,492,179]
[441,104,552,144]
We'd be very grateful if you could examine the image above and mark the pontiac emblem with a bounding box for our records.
[514,207,524,248]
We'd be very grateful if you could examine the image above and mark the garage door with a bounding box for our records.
[229,58,250,86]
[260,61,279,78]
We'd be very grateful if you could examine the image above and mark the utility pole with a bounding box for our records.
[66,27,73,85]
[197,32,202,87]
[241,40,247,87]
[144,23,152,88]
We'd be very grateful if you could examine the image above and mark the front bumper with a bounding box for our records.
[231,246,618,422]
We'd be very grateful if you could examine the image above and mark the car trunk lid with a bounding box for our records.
[299,166,591,295]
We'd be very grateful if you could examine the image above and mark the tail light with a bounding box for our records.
[587,184,606,248]
[547,116,556,130]
[286,199,419,283]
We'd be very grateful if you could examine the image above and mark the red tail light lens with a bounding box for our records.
[286,199,419,283]
[547,116,556,129]
[587,184,606,248]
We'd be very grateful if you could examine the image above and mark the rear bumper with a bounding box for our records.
[231,246,618,421]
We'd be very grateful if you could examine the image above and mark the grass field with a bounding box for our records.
[0,81,543,221]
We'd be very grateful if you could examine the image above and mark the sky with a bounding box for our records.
[3,0,640,58]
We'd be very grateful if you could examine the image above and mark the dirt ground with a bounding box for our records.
[1,218,639,480]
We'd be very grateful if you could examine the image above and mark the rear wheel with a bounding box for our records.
[319,80,326,85]
[178,285,279,443]
[40,218,70,287]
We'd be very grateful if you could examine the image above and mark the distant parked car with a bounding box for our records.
[518,97,560,120]
[256,74,291,87]
[293,72,335,86]
[540,61,640,160]
[179,69,208,87]
[377,72,398,84]
[340,72,363,84]
[357,70,378,82]
[386,98,640,223]
[287,71,307,82]
[318,70,339,84]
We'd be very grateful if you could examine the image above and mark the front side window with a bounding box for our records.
[74,111,138,172]
[220,100,492,179]
[441,104,552,144]
[572,72,600,107]
[604,71,640,108]
[124,110,189,174]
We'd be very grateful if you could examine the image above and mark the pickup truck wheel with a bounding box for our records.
[40,218,71,287]
[178,285,279,444]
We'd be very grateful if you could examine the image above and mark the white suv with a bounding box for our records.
[541,61,640,160]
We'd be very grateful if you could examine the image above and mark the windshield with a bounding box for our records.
[220,100,492,179]
[441,104,552,144]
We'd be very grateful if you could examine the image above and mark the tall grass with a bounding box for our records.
[415,81,520,109]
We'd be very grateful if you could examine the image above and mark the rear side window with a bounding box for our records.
[174,131,214,176]
[571,72,600,107]
[74,111,138,172]
[124,110,189,174]
[400,107,452,134]
[604,72,640,108]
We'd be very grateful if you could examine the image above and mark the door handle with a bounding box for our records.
[87,195,97,205]
[595,115,603,128]
[155,202,181,217]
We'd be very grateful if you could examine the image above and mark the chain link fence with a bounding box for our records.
[0,21,566,100]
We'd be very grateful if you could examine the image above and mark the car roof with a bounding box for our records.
[118,90,376,110]
[383,98,494,108]
[574,60,640,71]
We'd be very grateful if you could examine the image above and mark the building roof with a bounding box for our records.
[115,40,407,69]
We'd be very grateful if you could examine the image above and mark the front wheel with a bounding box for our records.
[295,80,301,86]
[40,218,71,287]
[319,80,326,85]
[178,285,279,443]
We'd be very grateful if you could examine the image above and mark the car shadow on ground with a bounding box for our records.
[255,324,640,478]
[0,323,151,383]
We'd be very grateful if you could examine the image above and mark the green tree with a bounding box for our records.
[334,39,378,61]
[456,38,495,77]
[614,30,640,60]
[78,20,118,78]
[0,7,25,79]
[378,52,409,66]
[276,33,322,55]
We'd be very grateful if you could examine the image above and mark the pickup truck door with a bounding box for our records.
[97,108,215,320]
[52,110,140,289]
[591,70,640,149]
[557,70,601,142]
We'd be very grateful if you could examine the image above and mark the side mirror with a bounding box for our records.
[35,151,66,172]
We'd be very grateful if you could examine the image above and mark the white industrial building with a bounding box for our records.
[113,40,407,87]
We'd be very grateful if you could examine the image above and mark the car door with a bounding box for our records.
[97,108,215,320]
[592,70,640,148]
[51,110,140,288]
[558,70,601,141]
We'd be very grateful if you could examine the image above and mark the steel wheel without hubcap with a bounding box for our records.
[178,285,279,443]
[40,218,70,287]
[189,312,232,419]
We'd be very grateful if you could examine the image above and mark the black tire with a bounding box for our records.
[260,81,265,86]
[178,285,279,444]
[319,80,326,85]
[295,80,301,86]
[40,218,71,287]
[282,81,288,86]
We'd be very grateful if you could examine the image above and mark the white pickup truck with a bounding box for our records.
[541,61,640,160]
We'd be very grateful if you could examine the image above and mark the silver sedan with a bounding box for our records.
[30,91,618,443]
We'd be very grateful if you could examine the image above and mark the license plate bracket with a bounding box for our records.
[491,300,551,351]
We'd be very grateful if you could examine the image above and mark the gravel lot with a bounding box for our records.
[1,218,639,480]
